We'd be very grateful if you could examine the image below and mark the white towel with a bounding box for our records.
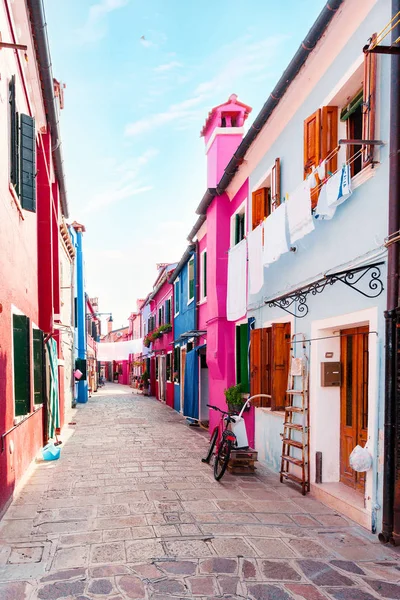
[263,203,289,265]
[247,224,264,295]
[227,239,247,321]
[326,164,352,208]
[286,182,315,244]
[314,182,336,220]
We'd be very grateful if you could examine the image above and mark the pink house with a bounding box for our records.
[146,264,176,409]
[188,95,255,447]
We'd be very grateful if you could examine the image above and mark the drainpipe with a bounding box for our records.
[379,0,400,545]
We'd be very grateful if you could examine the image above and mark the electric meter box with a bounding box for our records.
[321,362,341,387]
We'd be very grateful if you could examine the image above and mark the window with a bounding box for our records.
[165,298,171,324]
[13,314,31,416]
[173,346,180,383]
[166,353,172,382]
[188,257,195,303]
[303,38,377,204]
[236,323,249,393]
[158,306,164,326]
[252,158,281,230]
[174,279,180,315]
[200,250,207,300]
[235,212,245,245]
[250,322,291,410]
[187,341,193,353]
[9,77,36,212]
[155,357,159,379]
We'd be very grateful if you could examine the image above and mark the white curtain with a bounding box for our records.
[97,339,143,361]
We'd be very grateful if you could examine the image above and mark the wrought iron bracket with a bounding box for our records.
[267,262,384,318]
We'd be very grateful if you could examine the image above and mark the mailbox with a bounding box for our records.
[321,362,341,387]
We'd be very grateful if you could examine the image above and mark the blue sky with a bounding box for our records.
[45,0,326,327]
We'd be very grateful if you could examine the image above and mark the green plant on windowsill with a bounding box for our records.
[159,323,172,334]
[224,383,247,414]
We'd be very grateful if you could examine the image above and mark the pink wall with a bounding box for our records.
[151,277,174,403]
[204,179,255,446]
[198,234,208,334]
[207,134,245,189]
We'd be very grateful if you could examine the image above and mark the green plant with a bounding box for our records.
[142,371,150,385]
[143,335,152,347]
[159,323,172,334]
[224,384,245,412]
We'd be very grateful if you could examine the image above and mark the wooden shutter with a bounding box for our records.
[321,106,338,175]
[271,322,291,411]
[252,188,268,229]
[33,329,44,404]
[271,158,281,207]
[13,314,31,416]
[304,109,321,177]
[250,328,262,399]
[362,33,377,168]
[20,114,36,211]
[9,76,20,193]
[236,324,249,393]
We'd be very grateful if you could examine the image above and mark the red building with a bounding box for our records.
[0,0,70,513]
[144,264,177,408]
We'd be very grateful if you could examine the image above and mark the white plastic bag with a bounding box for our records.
[349,444,372,472]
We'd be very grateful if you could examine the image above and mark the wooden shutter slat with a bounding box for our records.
[362,33,377,168]
[33,329,44,404]
[271,322,291,411]
[13,314,30,416]
[252,188,268,230]
[304,109,321,208]
[321,106,338,175]
[20,114,36,212]
[250,329,262,398]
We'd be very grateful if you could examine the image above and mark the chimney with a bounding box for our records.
[200,94,252,188]
[107,315,113,334]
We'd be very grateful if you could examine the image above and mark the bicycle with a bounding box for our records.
[202,394,270,481]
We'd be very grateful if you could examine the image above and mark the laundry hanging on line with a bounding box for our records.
[226,238,247,321]
[247,224,264,295]
[263,202,289,265]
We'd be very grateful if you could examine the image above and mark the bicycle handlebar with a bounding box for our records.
[206,404,230,415]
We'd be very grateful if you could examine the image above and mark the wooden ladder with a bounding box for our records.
[280,333,309,495]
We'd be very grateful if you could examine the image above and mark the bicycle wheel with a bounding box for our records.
[214,438,232,481]
[202,427,218,464]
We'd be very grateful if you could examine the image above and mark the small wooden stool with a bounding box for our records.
[227,448,258,475]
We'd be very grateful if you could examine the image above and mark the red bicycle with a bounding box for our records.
[201,395,270,481]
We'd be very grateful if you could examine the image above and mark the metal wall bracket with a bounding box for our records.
[267,262,384,318]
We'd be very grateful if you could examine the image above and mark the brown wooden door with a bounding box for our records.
[340,327,369,491]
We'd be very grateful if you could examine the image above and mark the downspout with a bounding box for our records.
[26,0,69,218]
[379,0,400,545]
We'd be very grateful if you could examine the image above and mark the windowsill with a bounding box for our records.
[197,298,207,306]
[187,298,194,306]
[256,406,285,417]
[9,183,24,220]
[351,163,375,190]
[174,312,180,318]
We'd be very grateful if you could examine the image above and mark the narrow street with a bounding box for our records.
[0,386,398,600]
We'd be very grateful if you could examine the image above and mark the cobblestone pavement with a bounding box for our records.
[0,384,399,600]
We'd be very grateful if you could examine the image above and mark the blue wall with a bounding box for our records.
[70,227,88,404]
[173,251,197,412]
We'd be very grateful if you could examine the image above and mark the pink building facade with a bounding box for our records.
[145,265,176,409]
[191,96,255,447]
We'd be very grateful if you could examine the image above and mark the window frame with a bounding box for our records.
[230,201,247,247]
[200,249,207,301]
[173,345,180,384]
[174,279,180,316]
[235,322,250,393]
[12,309,31,420]
[187,256,195,305]
[166,351,172,382]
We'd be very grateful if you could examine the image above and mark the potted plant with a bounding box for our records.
[159,323,172,334]
[143,335,152,348]
[142,371,150,396]
[224,384,247,413]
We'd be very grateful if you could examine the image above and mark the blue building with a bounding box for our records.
[170,244,206,419]
[70,222,88,404]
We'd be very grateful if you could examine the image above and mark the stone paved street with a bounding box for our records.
[0,384,399,600]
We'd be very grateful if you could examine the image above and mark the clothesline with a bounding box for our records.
[310,147,364,196]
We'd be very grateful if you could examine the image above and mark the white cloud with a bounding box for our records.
[83,147,158,212]
[125,95,207,137]
[140,37,155,48]
[77,0,129,43]
[154,61,182,73]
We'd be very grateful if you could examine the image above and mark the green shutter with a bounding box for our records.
[33,329,44,404]
[340,88,363,122]
[13,314,30,416]
[20,114,36,212]
[188,258,194,301]
[9,76,20,193]
[175,282,180,314]
[236,323,249,392]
